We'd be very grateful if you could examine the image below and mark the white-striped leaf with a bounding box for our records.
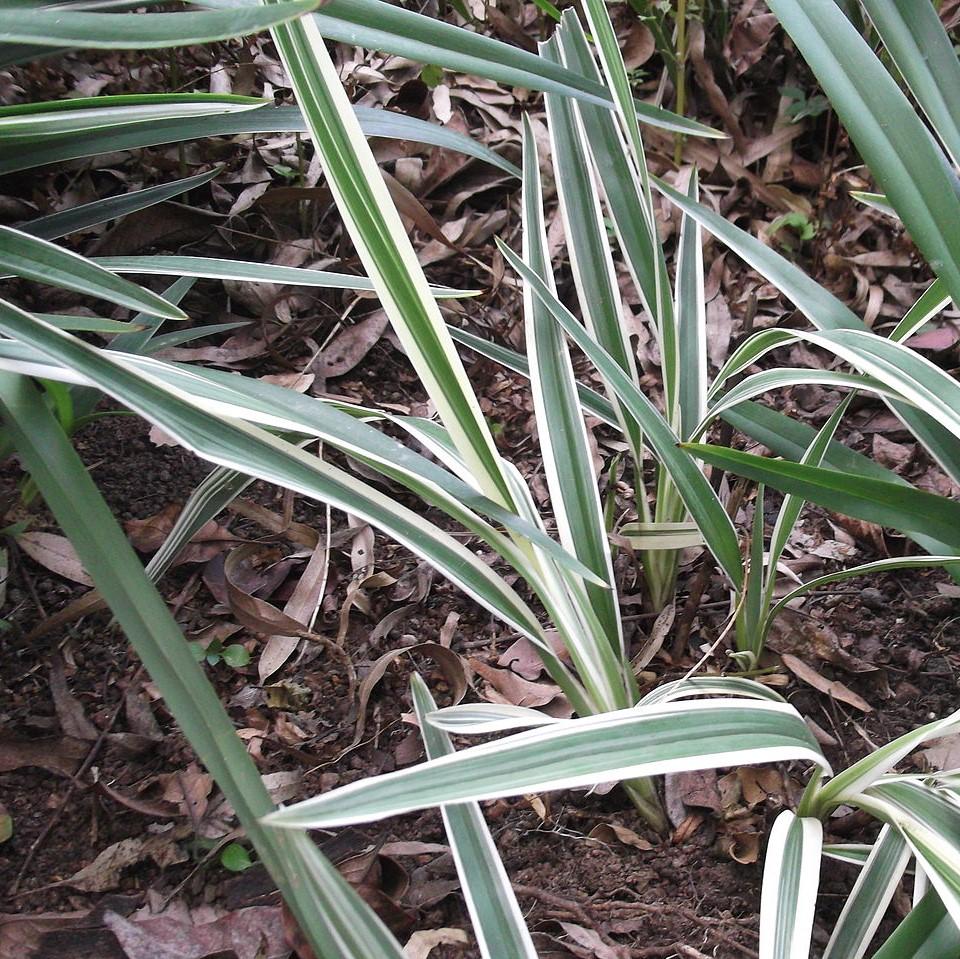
[269,7,513,507]
[20,168,223,241]
[427,702,560,735]
[0,0,322,48]
[310,0,718,136]
[411,676,538,959]
[823,825,910,959]
[85,255,469,298]
[542,31,645,466]
[759,811,823,959]
[1,103,519,178]
[766,0,960,310]
[0,299,545,644]
[519,115,624,674]
[815,713,960,812]
[0,226,185,320]
[0,373,404,959]
[263,698,826,829]
[857,781,960,927]
[873,888,960,959]
[497,238,744,589]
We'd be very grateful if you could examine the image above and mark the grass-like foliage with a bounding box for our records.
[3,0,960,956]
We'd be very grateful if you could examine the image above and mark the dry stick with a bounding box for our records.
[11,666,138,895]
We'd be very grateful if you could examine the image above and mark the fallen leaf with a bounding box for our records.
[725,6,778,76]
[354,643,466,748]
[0,736,87,776]
[259,534,331,682]
[57,834,188,892]
[126,505,239,563]
[469,659,561,708]
[588,822,652,852]
[380,841,449,857]
[16,532,92,586]
[49,654,98,741]
[781,653,873,712]
[160,764,214,821]
[403,928,468,959]
[738,767,783,807]
[720,829,761,865]
[315,311,389,378]
[558,921,622,959]
[104,906,287,959]
[919,734,960,772]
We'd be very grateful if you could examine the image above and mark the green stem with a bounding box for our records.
[623,778,668,833]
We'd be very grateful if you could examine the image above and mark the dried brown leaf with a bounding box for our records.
[781,653,873,712]
[16,532,92,587]
[403,928,468,959]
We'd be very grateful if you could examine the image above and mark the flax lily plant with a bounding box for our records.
[1,0,744,953]
[4,1,960,957]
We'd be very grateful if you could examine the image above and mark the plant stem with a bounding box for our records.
[623,778,668,833]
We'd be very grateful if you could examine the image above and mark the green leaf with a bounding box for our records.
[758,396,851,646]
[850,191,897,218]
[426,702,560,735]
[0,0,322,48]
[873,889,960,959]
[33,314,146,334]
[759,811,823,959]
[222,644,251,668]
[619,521,704,550]
[411,676,537,959]
[0,335,602,591]
[858,0,960,168]
[682,444,960,553]
[0,104,520,178]
[220,842,254,872]
[145,467,253,585]
[263,698,826,828]
[637,675,787,707]
[20,168,223,241]
[822,844,873,868]
[720,400,959,559]
[0,227,186,320]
